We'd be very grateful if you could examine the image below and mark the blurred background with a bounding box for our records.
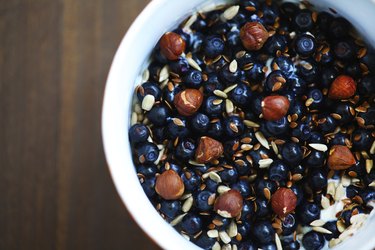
[0,0,160,249]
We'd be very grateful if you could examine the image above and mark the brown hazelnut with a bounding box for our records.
[328,75,357,100]
[261,95,290,121]
[214,189,243,218]
[271,188,297,217]
[173,89,203,116]
[240,22,269,51]
[159,32,186,60]
[155,170,185,200]
[327,145,356,170]
[195,136,223,163]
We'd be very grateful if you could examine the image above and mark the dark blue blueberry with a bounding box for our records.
[345,62,362,79]
[153,48,168,64]
[219,167,238,184]
[261,242,277,250]
[280,2,298,18]
[195,190,214,212]
[291,122,312,142]
[293,9,314,32]
[330,133,349,146]
[246,61,265,83]
[292,164,306,176]
[295,34,316,57]
[159,200,181,220]
[329,17,350,39]
[141,176,156,197]
[212,215,231,230]
[317,114,337,134]
[269,160,289,182]
[191,113,210,132]
[151,126,165,144]
[290,184,304,206]
[175,139,196,160]
[282,239,300,250]
[204,36,225,58]
[265,117,289,136]
[306,88,324,110]
[188,32,204,53]
[317,12,334,33]
[237,221,252,241]
[333,103,354,125]
[302,231,325,250]
[264,34,288,55]
[320,49,334,65]
[309,170,328,191]
[358,106,375,126]
[164,84,182,104]
[183,69,202,88]
[181,213,202,235]
[137,81,162,102]
[352,129,373,151]
[160,162,182,175]
[297,60,319,83]
[299,202,320,225]
[223,139,240,158]
[203,73,224,95]
[181,170,201,192]
[203,96,224,117]
[255,179,277,197]
[346,160,365,178]
[129,124,149,144]
[207,119,224,139]
[250,94,264,116]
[265,70,287,92]
[261,2,279,25]
[224,115,244,138]
[340,209,352,226]
[333,39,357,61]
[219,64,240,84]
[136,164,158,177]
[361,188,375,204]
[169,57,190,74]
[192,17,207,31]
[251,220,275,244]
[167,117,189,139]
[272,56,296,78]
[227,30,240,47]
[135,142,159,164]
[148,62,162,82]
[281,142,303,167]
[320,66,338,88]
[232,180,252,197]
[193,233,216,250]
[240,0,259,12]
[147,104,170,126]
[308,132,325,143]
[288,74,308,95]
[205,178,219,193]
[234,156,252,176]
[241,201,255,221]
[304,150,326,168]
[282,213,298,236]
[288,100,305,120]
[346,184,360,198]
[358,75,375,95]
[323,221,340,240]
[238,240,257,250]
[230,83,252,108]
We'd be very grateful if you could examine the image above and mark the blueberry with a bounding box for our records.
[288,100,305,120]
[323,221,340,240]
[333,103,354,124]
[207,119,224,139]
[147,104,170,126]
[204,36,225,58]
[193,233,216,250]
[203,96,224,117]
[175,139,196,160]
[281,142,303,167]
[290,184,304,206]
[358,75,375,95]
[306,88,324,110]
[297,60,319,83]
[255,179,277,197]
[263,34,288,55]
[358,106,375,126]
[238,240,257,250]
[282,239,300,250]
[219,64,240,84]
[181,213,203,235]
[169,57,190,74]
[219,167,238,184]
[346,184,360,198]
[333,39,357,61]
[320,66,338,88]
[293,9,314,32]
[288,74,308,94]
[291,122,312,142]
[299,202,320,225]
[329,17,350,39]
[164,84,182,104]
[330,132,349,146]
[192,17,207,31]
[317,12,334,33]
[230,83,252,108]
[137,81,162,102]
[317,114,337,134]
[141,176,156,197]
[309,170,328,191]
[188,32,204,53]
[269,160,289,182]
[181,170,201,192]
[304,150,326,168]
[240,0,259,12]
[159,200,182,220]
[129,124,149,144]
[302,231,325,250]
[232,179,252,197]
[203,73,224,95]
[282,213,298,235]
[261,2,279,25]
[224,115,244,138]
[295,34,316,57]
[191,113,210,132]
[241,200,255,221]
[183,69,202,88]
[265,117,289,136]
[227,30,241,46]
[135,142,159,164]
[136,164,158,177]
[251,220,275,244]
[361,188,375,204]
[265,70,287,92]
[167,117,189,139]
[308,132,325,143]
[195,190,214,212]
[352,128,372,151]
[345,62,362,78]
[250,94,264,116]
[246,61,265,83]
[260,242,277,250]
[272,56,296,78]
[280,2,299,18]
[234,156,252,176]
[224,139,240,158]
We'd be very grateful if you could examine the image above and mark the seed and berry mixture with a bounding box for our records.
[129,1,375,249]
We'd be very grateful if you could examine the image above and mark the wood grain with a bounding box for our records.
[0,0,159,249]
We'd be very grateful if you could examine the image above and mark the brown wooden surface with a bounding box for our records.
[0,0,160,249]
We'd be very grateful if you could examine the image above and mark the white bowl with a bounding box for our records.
[102,1,375,249]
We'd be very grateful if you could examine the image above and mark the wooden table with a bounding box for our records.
[0,0,160,249]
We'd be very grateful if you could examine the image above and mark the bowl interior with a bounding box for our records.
[102,0,375,249]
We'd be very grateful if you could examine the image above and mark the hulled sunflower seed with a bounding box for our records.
[224,84,238,94]
[226,99,234,114]
[310,220,326,227]
[240,144,253,151]
[244,120,260,128]
[218,185,231,194]
[321,195,330,209]
[212,242,221,250]
[222,244,232,250]
[186,57,202,71]
[141,94,155,111]
[227,221,238,238]
[183,13,197,31]
[170,213,187,226]
[188,160,206,167]
[334,184,345,201]
[341,175,351,187]
[350,213,367,225]
[366,159,373,174]
[219,231,231,244]
[370,140,375,154]
[208,229,219,238]
[327,182,336,197]
[222,5,239,20]
[131,112,138,125]
[159,65,169,82]
[209,171,222,183]
[255,131,270,149]
[337,220,346,233]
[259,158,273,169]
[214,90,228,99]
[328,238,342,248]
[229,60,238,73]
[369,181,375,187]
[142,69,150,83]
[305,98,314,107]
[308,143,328,152]
[313,227,332,234]
[213,99,223,105]
[271,141,279,155]
[182,196,194,212]
[275,233,283,250]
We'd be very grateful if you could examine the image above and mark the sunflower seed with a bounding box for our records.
[172,118,184,126]
[327,182,336,197]
[339,227,356,241]
[310,220,326,227]
[181,193,192,200]
[208,229,219,238]
[226,99,234,114]
[334,184,345,201]
[142,69,150,83]
[153,147,164,165]
[350,213,367,225]
[313,227,332,234]
[308,143,328,152]
[159,65,169,82]
[218,185,231,194]
[222,244,232,250]
[369,181,375,187]
[341,175,351,187]
[244,120,260,128]
[131,112,138,125]
[275,233,283,250]
[209,172,222,183]
[188,160,206,166]
[229,60,238,73]
[227,221,238,237]
[366,159,373,174]
[337,220,346,233]
[241,144,253,151]
[170,213,187,226]
[305,98,314,107]
[214,90,228,99]
[160,79,169,89]
[259,158,273,169]
[141,94,155,111]
[182,196,194,212]
[271,141,279,155]
[255,131,270,149]
[183,13,197,31]
[213,99,223,105]
[222,5,239,20]
[212,242,221,250]
[224,84,238,93]
[328,238,342,248]
[370,140,375,154]
[263,188,271,200]
[186,57,202,71]
[219,231,231,244]
[321,195,330,209]
[232,245,238,250]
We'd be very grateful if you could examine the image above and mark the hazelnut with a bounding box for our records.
[159,32,186,60]
[214,189,243,218]
[261,95,290,121]
[155,170,185,200]
[271,188,297,217]
[240,22,269,51]
[174,89,203,116]
[195,136,224,163]
[327,145,356,170]
[328,75,357,100]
